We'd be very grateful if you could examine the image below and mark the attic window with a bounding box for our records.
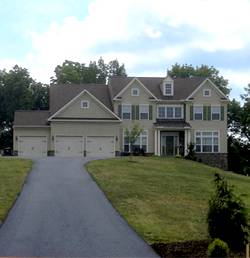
[81,100,89,109]
[164,83,173,96]
[131,88,139,96]
[203,89,211,97]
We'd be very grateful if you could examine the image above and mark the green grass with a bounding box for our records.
[86,157,250,244]
[0,158,32,224]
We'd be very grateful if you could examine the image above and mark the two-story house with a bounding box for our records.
[13,74,229,169]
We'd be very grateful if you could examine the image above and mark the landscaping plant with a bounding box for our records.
[207,238,229,258]
[207,173,249,251]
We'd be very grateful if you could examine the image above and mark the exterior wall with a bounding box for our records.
[195,153,228,170]
[185,80,228,153]
[13,127,51,154]
[50,121,121,152]
[56,92,114,119]
[113,80,157,153]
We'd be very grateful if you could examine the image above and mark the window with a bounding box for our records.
[123,130,148,152]
[122,104,131,119]
[195,131,219,153]
[194,106,203,120]
[157,105,183,119]
[164,83,173,96]
[131,88,139,96]
[139,104,149,120]
[81,100,89,109]
[211,106,220,120]
[203,89,211,97]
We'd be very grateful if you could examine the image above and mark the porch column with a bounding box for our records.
[184,130,188,155]
[157,130,161,156]
[154,130,158,155]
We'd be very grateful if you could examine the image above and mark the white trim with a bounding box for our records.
[139,104,149,120]
[203,89,211,97]
[80,100,89,109]
[194,130,220,153]
[48,89,121,121]
[157,104,184,119]
[131,87,140,96]
[50,119,121,123]
[186,78,229,100]
[113,77,158,100]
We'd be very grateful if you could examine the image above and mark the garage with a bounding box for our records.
[55,136,84,157]
[18,136,47,156]
[86,136,115,157]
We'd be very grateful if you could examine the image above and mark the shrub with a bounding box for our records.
[207,173,249,251]
[184,143,197,161]
[207,238,229,258]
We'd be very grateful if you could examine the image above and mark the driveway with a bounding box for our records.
[0,157,158,257]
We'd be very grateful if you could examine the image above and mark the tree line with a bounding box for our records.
[0,61,249,174]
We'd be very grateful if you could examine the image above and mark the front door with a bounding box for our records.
[161,132,179,156]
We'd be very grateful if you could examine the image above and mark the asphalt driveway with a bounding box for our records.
[0,157,158,257]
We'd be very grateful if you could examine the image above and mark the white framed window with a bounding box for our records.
[195,131,219,153]
[139,104,149,120]
[131,88,139,96]
[164,83,173,96]
[194,105,203,120]
[123,130,148,152]
[81,100,89,109]
[157,105,183,119]
[122,104,131,119]
[211,106,220,120]
[203,89,211,97]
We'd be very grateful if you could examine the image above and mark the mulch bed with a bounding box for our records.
[151,240,245,258]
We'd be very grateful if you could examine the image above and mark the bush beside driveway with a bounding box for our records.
[0,158,32,224]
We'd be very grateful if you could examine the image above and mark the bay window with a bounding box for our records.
[123,130,148,152]
[195,131,219,153]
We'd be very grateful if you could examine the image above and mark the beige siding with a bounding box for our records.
[51,121,121,151]
[185,80,228,153]
[113,80,157,153]
[13,127,51,152]
[56,92,114,119]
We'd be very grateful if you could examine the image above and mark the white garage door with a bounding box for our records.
[18,136,47,156]
[86,136,115,157]
[55,136,83,157]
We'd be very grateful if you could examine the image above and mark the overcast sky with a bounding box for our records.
[1,0,250,100]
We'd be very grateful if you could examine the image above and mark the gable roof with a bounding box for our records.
[14,111,50,126]
[109,76,206,100]
[50,83,113,115]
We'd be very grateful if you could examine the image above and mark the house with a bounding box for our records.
[13,74,229,169]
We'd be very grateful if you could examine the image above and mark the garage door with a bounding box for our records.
[86,136,115,157]
[18,136,47,156]
[55,136,83,157]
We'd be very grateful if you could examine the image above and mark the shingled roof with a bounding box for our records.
[49,83,112,115]
[14,111,50,126]
[109,76,206,100]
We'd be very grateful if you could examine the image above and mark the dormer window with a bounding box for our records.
[164,82,173,96]
[131,88,139,96]
[81,100,89,109]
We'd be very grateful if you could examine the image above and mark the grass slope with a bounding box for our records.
[0,158,32,224]
[87,157,250,244]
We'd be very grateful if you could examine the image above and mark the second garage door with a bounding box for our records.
[55,136,84,157]
[86,136,115,157]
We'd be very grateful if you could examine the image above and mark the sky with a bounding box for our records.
[1,0,250,101]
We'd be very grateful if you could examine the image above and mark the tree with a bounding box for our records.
[241,84,250,141]
[124,123,143,155]
[168,64,230,95]
[50,57,127,84]
[207,173,249,250]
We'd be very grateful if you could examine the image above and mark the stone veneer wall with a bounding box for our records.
[195,153,228,171]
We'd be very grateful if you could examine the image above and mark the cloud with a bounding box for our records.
[2,0,250,100]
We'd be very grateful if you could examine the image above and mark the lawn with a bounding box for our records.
[87,157,250,244]
[0,158,32,224]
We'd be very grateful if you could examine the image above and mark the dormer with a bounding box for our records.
[161,74,174,96]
